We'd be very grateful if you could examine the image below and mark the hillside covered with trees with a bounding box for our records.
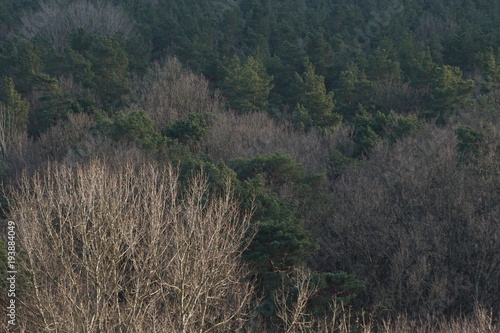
[0,0,499,332]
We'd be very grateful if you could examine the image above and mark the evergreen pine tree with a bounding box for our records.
[425,65,475,124]
[221,55,274,113]
[476,47,500,94]
[0,77,29,133]
[336,62,374,118]
[294,58,341,129]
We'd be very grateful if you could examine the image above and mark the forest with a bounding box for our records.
[0,0,499,332]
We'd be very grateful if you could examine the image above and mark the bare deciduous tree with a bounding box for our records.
[273,268,319,333]
[318,120,500,317]
[9,159,255,332]
[380,304,497,333]
[4,112,95,176]
[272,268,374,333]
[204,110,352,173]
[132,57,225,130]
[19,0,134,50]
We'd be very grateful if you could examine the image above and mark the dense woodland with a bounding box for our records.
[0,0,499,332]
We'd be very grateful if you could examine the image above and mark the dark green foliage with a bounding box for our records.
[0,39,44,94]
[0,77,29,133]
[308,271,365,315]
[293,58,342,130]
[353,108,422,157]
[352,108,383,157]
[91,108,164,151]
[220,55,274,113]
[384,110,423,143]
[112,110,164,150]
[327,149,361,179]
[229,153,323,293]
[367,47,402,82]
[230,152,327,220]
[245,195,316,288]
[0,0,38,37]
[173,153,239,196]
[306,29,334,77]
[230,152,308,188]
[336,62,374,118]
[38,29,133,111]
[0,33,132,135]
[2,0,498,127]
[475,47,500,94]
[0,47,80,137]
[396,33,435,86]
[29,74,74,136]
[424,65,475,124]
[239,176,318,293]
[269,269,364,322]
[456,125,483,158]
[73,32,130,110]
[443,24,481,72]
[162,113,211,147]
[170,152,323,292]
[229,152,327,213]
[124,34,153,74]
[63,48,95,87]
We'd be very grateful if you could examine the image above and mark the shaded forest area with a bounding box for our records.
[0,0,499,331]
